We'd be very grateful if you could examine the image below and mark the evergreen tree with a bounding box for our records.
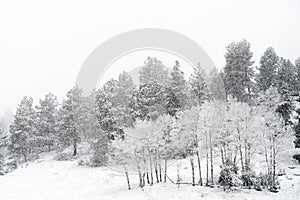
[207,68,226,101]
[114,71,136,127]
[58,86,84,156]
[0,128,3,167]
[294,57,300,91]
[83,90,110,166]
[223,40,254,102]
[96,79,124,140]
[276,58,296,124]
[189,63,210,105]
[294,109,300,148]
[256,47,279,92]
[165,87,180,117]
[35,93,59,152]
[0,125,9,174]
[9,97,37,162]
[276,57,296,96]
[295,58,300,147]
[80,90,102,140]
[139,57,169,85]
[168,61,188,110]
[134,81,166,121]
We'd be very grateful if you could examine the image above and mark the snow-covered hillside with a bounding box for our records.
[1,153,300,200]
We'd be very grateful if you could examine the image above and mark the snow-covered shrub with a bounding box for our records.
[254,173,268,191]
[241,170,257,189]
[3,159,17,174]
[54,152,76,161]
[293,154,300,163]
[218,159,240,190]
[77,158,91,166]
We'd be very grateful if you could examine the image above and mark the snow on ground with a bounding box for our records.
[1,153,300,200]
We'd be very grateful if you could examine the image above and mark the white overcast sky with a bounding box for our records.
[0,0,299,114]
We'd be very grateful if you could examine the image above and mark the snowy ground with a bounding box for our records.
[1,154,300,200]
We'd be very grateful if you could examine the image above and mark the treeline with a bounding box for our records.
[0,40,299,192]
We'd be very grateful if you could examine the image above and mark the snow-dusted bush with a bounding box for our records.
[54,152,76,161]
[293,154,300,163]
[2,158,17,174]
[241,170,257,189]
[218,159,240,191]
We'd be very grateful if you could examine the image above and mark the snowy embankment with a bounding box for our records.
[1,153,300,200]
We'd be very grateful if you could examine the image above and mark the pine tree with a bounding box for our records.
[223,40,254,102]
[189,63,210,105]
[207,68,226,101]
[114,71,136,127]
[139,57,169,85]
[276,58,296,124]
[294,109,300,148]
[276,58,297,96]
[0,128,3,169]
[168,61,188,110]
[134,81,166,121]
[58,86,84,156]
[294,57,300,91]
[9,97,37,162]
[256,47,279,92]
[0,126,9,174]
[165,87,180,116]
[78,90,110,166]
[294,70,300,150]
[35,93,59,152]
[96,79,124,140]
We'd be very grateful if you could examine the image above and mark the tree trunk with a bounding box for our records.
[177,162,180,188]
[190,158,195,186]
[164,158,167,183]
[206,135,209,186]
[149,151,153,185]
[155,166,159,183]
[233,147,238,165]
[247,143,251,170]
[142,147,149,184]
[146,171,150,184]
[224,144,227,160]
[125,171,131,190]
[138,166,142,187]
[272,147,276,189]
[244,141,248,172]
[73,138,77,156]
[23,154,27,163]
[155,149,159,183]
[264,144,269,178]
[269,143,273,187]
[158,150,162,182]
[210,131,214,186]
[238,132,244,172]
[159,160,162,182]
[142,173,145,188]
[220,148,224,165]
[196,151,202,186]
[272,138,276,190]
